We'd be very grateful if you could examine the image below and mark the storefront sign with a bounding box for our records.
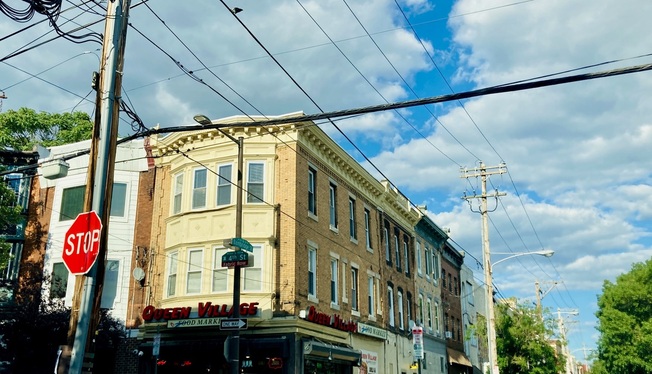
[142,302,259,321]
[268,357,283,370]
[303,306,357,332]
[360,350,378,374]
[357,322,388,340]
[167,317,222,328]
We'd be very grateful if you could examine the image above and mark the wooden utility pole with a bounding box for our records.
[65,1,131,373]
[461,161,506,374]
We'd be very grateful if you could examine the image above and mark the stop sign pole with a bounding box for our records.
[68,2,131,373]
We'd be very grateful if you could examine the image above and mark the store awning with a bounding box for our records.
[447,348,472,367]
[303,339,361,365]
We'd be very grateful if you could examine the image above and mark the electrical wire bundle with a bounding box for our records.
[1,0,62,23]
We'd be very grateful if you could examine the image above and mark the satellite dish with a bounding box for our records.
[132,267,145,281]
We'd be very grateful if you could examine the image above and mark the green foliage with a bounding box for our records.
[595,258,652,373]
[495,303,565,374]
[0,107,93,151]
[0,269,125,372]
[0,178,22,270]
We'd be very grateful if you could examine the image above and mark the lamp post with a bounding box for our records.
[484,249,555,374]
[194,114,244,374]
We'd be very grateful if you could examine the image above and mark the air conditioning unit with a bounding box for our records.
[445,331,452,339]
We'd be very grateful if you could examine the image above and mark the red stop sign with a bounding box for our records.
[62,211,103,275]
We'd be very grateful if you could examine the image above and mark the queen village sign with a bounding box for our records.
[302,306,357,333]
[142,301,259,327]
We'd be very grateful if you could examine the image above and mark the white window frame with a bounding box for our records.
[432,251,440,281]
[349,196,357,241]
[403,237,409,275]
[341,260,348,304]
[173,173,183,214]
[308,167,317,216]
[394,232,401,270]
[388,286,395,327]
[384,225,390,262]
[166,251,178,297]
[329,182,338,230]
[308,242,318,302]
[416,241,422,275]
[364,208,372,250]
[424,246,431,278]
[246,161,265,203]
[398,290,404,330]
[330,255,339,308]
[212,246,229,292]
[419,294,424,325]
[367,273,376,319]
[216,163,233,206]
[186,248,203,294]
[427,297,433,330]
[434,301,441,334]
[243,245,263,291]
[192,168,207,209]
[351,265,359,312]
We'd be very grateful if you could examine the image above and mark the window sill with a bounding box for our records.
[308,295,319,304]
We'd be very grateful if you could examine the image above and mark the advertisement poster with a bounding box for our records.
[360,350,378,374]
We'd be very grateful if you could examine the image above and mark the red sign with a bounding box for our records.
[142,302,260,321]
[62,211,103,275]
[304,306,357,333]
[268,357,283,370]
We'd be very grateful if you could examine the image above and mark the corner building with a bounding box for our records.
[141,113,423,374]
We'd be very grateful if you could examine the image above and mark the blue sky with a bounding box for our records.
[3,0,652,363]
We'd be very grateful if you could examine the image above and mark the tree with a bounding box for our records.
[595,258,652,373]
[495,302,565,374]
[0,107,93,151]
[0,181,21,270]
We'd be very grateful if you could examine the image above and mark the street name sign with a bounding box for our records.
[62,211,103,275]
[223,237,253,252]
[220,318,248,330]
[221,250,249,268]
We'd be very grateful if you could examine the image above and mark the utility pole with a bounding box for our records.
[461,161,506,374]
[534,280,558,318]
[67,1,131,373]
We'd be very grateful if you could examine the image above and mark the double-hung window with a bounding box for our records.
[424,246,431,276]
[186,249,203,294]
[416,241,422,275]
[212,247,228,292]
[364,209,372,249]
[388,286,395,327]
[216,164,233,206]
[384,224,390,263]
[351,267,359,311]
[51,262,69,299]
[330,258,339,306]
[368,276,375,316]
[308,246,317,298]
[329,182,337,229]
[394,231,401,270]
[418,294,424,324]
[173,173,183,214]
[427,298,433,330]
[167,252,178,297]
[403,237,410,275]
[398,290,404,330]
[246,162,264,203]
[308,167,316,215]
[192,168,207,209]
[432,253,440,280]
[349,197,357,240]
[434,301,441,333]
[243,245,263,291]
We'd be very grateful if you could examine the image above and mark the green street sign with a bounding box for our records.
[227,237,253,252]
[221,250,249,268]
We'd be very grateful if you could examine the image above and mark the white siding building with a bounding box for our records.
[38,139,148,323]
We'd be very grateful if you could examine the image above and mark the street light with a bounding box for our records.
[194,114,244,374]
[492,249,555,267]
[484,249,555,374]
